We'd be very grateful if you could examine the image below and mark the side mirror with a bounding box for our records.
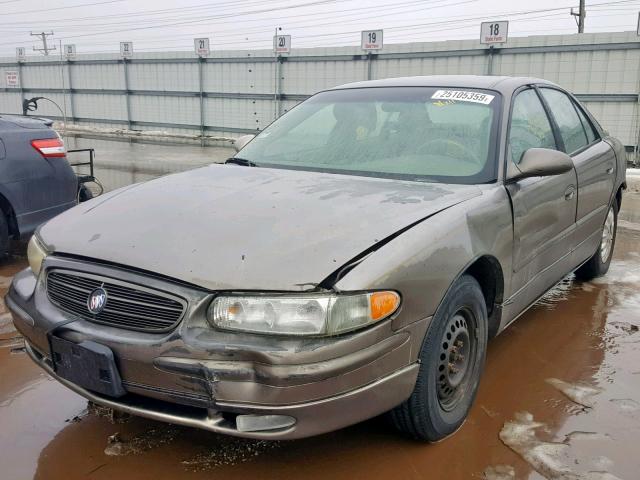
[233,134,255,153]
[512,148,573,180]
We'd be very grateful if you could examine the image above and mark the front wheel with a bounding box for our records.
[389,274,488,441]
[575,201,618,281]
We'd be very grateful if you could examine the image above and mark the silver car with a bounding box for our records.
[6,75,626,441]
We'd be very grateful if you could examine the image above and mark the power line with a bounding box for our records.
[0,0,348,26]
[84,0,640,41]
[53,0,346,40]
[0,0,126,17]
[40,0,464,47]
[3,0,640,53]
[1,0,431,30]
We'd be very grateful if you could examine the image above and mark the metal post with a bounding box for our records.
[58,40,69,133]
[16,61,24,113]
[199,56,205,146]
[274,27,279,120]
[487,45,495,75]
[276,57,283,117]
[66,60,75,122]
[367,52,373,80]
[122,58,132,131]
[273,56,279,119]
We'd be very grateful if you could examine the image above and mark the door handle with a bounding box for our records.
[564,187,575,201]
[606,167,614,175]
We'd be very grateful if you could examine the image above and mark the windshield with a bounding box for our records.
[238,86,500,184]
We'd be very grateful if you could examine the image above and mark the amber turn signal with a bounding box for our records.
[369,291,401,321]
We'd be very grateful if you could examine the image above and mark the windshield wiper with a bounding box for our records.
[225,157,258,167]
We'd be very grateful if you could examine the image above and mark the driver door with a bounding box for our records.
[504,87,578,317]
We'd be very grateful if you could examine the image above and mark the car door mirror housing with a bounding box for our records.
[512,148,574,180]
[233,134,255,152]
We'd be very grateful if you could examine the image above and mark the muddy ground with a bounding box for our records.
[1,144,639,479]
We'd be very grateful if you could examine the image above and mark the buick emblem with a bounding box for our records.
[87,287,108,314]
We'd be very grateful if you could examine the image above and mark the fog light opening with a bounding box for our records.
[235,414,296,432]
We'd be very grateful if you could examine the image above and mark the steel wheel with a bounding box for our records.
[389,274,488,441]
[436,308,477,412]
[600,206,615,263]
[575,201,618,281]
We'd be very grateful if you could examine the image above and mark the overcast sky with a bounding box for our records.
[1,0,639,56]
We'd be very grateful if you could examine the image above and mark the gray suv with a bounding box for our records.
[0,115,77,256]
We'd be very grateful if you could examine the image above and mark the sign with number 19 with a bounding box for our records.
[361,30,383,51]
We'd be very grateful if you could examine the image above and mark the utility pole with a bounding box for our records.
[31,31,56,55]
[571,0,586,33]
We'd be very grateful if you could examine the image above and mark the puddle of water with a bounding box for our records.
[0,173,639,479]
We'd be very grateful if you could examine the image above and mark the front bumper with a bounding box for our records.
[24,340,418,439]
[7,256,429,439]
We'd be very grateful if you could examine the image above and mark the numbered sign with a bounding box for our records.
[120,42,133,58]
[64,44,76,60]
[274,35,291,54]
[16,47,25,62]
[194,38,210,57]
[480,21,508,44]
[5,70,19,88]
[361,30,383,51]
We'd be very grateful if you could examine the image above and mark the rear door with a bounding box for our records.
[538,87,616,264]
[505,87,578,311]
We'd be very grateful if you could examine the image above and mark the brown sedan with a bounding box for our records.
[7,75,626,441]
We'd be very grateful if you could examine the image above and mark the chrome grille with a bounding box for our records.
[46,270,186,332]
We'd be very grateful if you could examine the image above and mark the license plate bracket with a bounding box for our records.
[50,336,126,398]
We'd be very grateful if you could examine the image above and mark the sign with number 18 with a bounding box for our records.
[480,21,508,44]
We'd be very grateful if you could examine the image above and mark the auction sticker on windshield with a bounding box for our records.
[431,90,494,104]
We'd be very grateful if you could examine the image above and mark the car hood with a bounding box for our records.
[40,165,481,291]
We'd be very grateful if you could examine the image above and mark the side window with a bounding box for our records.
[573,102,598,145]
[540,88,588,154]
[509,89,556,164]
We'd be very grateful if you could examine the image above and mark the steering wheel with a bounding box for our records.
[417,138,481,165]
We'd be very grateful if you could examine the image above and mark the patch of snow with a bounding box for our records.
[499,412,621,480]
[546,378,602,408]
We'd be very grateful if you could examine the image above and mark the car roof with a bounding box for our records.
[330,75,558,96]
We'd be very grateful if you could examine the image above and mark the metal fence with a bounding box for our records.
[0,31,639,157]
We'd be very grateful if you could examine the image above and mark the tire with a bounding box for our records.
[389,274,488,441]
[78,184,94,203]
[0,211,8,259]
[575,201,618,281]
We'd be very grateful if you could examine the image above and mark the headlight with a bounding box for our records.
[27,234,48,277]
[208,291,400,336]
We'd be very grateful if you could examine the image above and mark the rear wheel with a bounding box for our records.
[575,201,618,281]
[0,211,8,259]
[389,274,488,441]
